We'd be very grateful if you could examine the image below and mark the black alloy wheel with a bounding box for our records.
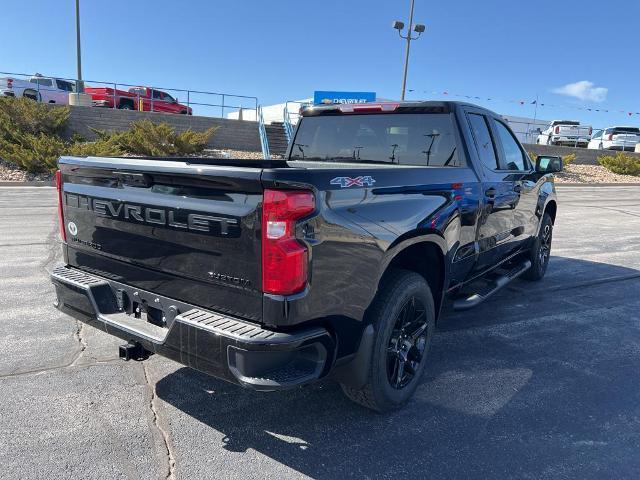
[387,296,428,389]
[523,212,553,281]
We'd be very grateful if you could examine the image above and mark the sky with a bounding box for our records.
[2,0,639,130]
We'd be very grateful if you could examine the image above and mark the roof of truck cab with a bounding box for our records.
[300,100,498,116]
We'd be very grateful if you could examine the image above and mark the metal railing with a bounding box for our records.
[257,106,271,160]
[283,107,295,143]
[0,71,258,119]
[282,100,312,144]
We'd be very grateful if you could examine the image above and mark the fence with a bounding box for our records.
[0,71,258,119]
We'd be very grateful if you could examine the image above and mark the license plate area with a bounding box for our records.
[115,288,175,328]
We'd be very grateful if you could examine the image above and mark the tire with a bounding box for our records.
[522,213,553,281]
[118,102,133,110]
[22,89,40,101]
[341,270,436,412]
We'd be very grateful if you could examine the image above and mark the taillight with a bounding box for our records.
[261,189,315,295]
[554,126,560,134]
[608,134,614,141]
[55,170,66,242]
[588,127,593,136]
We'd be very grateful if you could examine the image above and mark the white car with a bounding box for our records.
[0,74,76,104]
[588,127,640,151]
[536,120,592,147]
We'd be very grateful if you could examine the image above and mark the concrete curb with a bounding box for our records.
[0,181,54,187]
[556,183,640,187]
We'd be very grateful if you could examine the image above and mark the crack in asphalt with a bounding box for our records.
[142,362,176,480]
[0,358,122,379]
[70,322,88,366]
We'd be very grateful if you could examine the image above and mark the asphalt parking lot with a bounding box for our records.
[1,184,639,479]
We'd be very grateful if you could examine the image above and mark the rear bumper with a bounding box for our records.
[51,265,335,390]
[605,143,638,151]
[550,136,589,145]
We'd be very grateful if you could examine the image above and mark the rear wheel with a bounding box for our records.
[522,213,553,281]
[23,89,40,101]
[341,270,435,412]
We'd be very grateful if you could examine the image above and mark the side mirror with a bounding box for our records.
[174,98,178,103]
[535,155,563,173]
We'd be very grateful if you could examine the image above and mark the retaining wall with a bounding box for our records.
[63,105,262,152]
[523,143,640,165]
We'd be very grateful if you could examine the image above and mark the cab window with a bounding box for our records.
[494,120,528,171]
[467,113,498,170]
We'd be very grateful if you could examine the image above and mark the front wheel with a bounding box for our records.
[341,270,435,412]
[522,213,553,281]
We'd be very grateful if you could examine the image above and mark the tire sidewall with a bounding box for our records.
[369,273,435,409]
[530,214,553,277]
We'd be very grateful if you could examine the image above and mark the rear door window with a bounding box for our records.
[493,120,528,171]
[467,113,498,170]
[56,80,75,92]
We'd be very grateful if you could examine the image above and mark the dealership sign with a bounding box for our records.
[313,91,376,105]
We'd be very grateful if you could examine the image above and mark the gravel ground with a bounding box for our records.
[555,163,640,183]
[0,160,52,182]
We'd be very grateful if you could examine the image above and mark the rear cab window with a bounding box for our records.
[289,112,462,167]
[612,127,640,135]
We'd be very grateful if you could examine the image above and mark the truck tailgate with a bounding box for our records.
[58,156,265,322]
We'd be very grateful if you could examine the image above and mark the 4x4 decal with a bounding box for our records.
[330,176,376,188]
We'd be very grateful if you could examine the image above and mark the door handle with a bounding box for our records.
[485,187,496,198]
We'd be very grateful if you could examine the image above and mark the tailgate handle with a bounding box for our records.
[113,172,153,188]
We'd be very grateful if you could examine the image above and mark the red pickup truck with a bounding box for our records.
[85,86,193,115]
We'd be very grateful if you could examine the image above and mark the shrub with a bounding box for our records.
[0,133,66,173]
[598,152,640,176]
[562,153,577,166]
[0,96,69,138]
[66,139,122,158]
[0,97,217,173]
[92,120,218,157]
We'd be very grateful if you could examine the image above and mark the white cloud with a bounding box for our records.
[552,80,608,103]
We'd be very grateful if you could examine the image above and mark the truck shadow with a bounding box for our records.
[155,257,640,479]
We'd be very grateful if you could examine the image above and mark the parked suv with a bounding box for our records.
[588,126,640,151]
[51,101,561,412]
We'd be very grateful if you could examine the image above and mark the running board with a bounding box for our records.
[453,260,532,311]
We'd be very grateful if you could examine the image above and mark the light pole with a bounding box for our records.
[393,0,425,101]
[75,0,83,92]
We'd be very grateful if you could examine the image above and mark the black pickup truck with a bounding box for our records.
[51,101,562,412]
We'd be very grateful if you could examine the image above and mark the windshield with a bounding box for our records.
[290,113,461,167]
